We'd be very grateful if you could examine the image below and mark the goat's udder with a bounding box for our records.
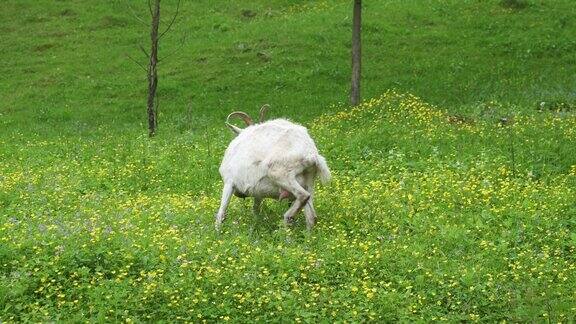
[278,190,295,201]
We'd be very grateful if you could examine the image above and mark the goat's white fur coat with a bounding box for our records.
[216,118,330,229]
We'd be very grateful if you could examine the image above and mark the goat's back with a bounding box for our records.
[220,119,320,180]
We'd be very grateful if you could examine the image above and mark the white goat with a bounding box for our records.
[216,105,331,230]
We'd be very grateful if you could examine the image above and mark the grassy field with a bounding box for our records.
[1,0,576,322]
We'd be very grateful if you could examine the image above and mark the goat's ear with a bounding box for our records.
[226,122,242,135]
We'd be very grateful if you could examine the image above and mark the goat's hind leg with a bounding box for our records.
[303,174,317,229]
[275,177,310,225]
[215,182,234,231]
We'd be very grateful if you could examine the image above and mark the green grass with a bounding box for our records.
[1,0,575,322]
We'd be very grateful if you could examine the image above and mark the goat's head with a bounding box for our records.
[225,104,269,135]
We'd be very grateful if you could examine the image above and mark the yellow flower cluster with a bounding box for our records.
[1,91,574,322]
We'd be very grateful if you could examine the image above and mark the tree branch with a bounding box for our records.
[139,44,150,59]
[158,33,187,62]
[159,0,181,39]
[127,2,147,26]
[126,53,148,72]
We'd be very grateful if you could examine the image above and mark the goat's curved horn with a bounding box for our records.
[259,104,270,123]
[225,123,243,135]
[226,111,254,126]
[225,111,253,135]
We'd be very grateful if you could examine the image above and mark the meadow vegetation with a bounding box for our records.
[1,0,575,322]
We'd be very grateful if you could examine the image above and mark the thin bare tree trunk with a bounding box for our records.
[147,0,160,137]
[350,0,362,106]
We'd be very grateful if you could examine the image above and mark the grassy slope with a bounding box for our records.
[1,0,575,322]
[2,0,576,136]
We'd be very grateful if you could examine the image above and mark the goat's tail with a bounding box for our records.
[315,155,331,184]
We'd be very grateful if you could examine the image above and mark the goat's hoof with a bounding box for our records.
[215,221,223,232]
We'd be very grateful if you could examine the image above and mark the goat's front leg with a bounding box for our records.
[253,197,263,215]
[215,182,234,231]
